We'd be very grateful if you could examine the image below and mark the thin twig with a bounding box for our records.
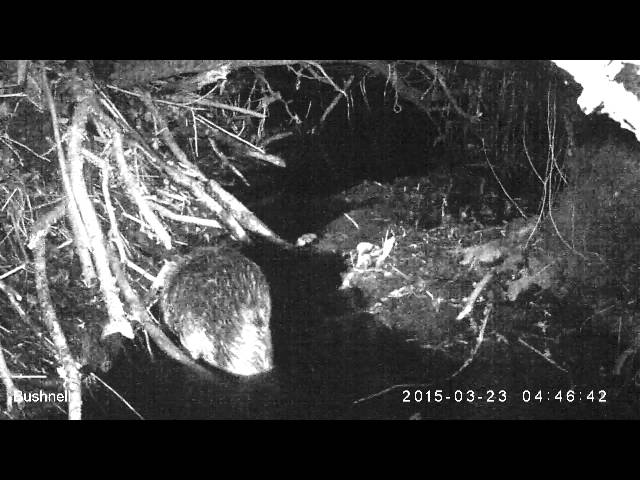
[456,272,494,321]
[518,337,569,373]
[449,302,492,379]
[319,75,354,125]
[208,137,250,185]
[353,382,433,405]
[150,201,223,230]
[343,213,359,229]
[195,114,265,154]
[1,134,52,163]
[101,160,128,262]
[481,138,526,219]
[0,279,26,319]
[88,372,144,420]
[0,263,25,280]
[0,337,18,413]
[304,61,348,98]
[522,130,543,183]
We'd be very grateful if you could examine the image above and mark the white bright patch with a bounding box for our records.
[181,330,216,364]
[101,317,134,339]
[180,309,272,376]
[552,60,640,142]
[226,308,272,376]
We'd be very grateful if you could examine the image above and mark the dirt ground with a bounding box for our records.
[288,176,639,419]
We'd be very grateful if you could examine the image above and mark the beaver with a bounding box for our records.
[160,244,273,377]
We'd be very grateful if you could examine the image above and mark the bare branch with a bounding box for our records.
[28,203,83,420]
[40,67,96,286]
